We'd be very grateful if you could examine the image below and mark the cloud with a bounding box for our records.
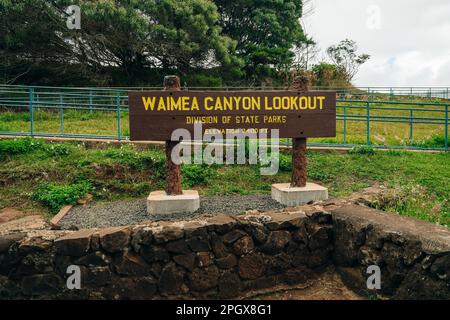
[304,0,450,86]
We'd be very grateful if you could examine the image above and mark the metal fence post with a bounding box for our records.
[89,90,93,113]
[117,94,121,142]
[409,109,413,145]
[59,94,64,134]
[29,87,34,137]
[366,99,370,145]
[343,106,347,145]
[445,105,448,151]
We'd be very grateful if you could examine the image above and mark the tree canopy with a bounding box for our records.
[1,0,309,86]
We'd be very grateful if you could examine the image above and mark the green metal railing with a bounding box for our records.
[0,85,448,151]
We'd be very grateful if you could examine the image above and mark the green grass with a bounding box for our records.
[0,138,448,226]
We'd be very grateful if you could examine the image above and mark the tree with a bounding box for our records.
[214,0,308,84]
[326,39,370,82]
[0,0,241,85]
[311,62,348,88]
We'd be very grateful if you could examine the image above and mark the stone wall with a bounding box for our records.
[332,206,450,299]
[0,205,449,300]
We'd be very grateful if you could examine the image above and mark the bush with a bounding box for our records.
[141,150,166,177]
[45,143,72,156]
[184,74,223,87]
[414,135,446,149]
[32,181,92,213]
[0,138,42,157]
[182,164,216,187]
[348,146,375,155]
[102,147,141,168]
[278,153,291,172]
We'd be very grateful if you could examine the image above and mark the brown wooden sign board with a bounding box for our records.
[128,91,336,140]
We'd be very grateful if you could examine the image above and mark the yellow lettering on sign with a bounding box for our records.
[204,97,213,111]
[142,97,156,111]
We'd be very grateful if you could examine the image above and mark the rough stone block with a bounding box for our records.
[147,190,200,214]
[271,183,328,206]
[54,229,94,256]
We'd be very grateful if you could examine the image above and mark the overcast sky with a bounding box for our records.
[303,0,450,87]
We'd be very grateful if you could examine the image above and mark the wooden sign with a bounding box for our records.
[128,91,336,140]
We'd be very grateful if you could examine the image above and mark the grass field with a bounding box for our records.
[0,138,448,226]
[0,95,448,148]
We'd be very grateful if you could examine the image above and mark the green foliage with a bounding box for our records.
[311,63,350,88]
[184,74,223,87]
[215,0,306,83]
[348,146,376,155]
[413,135,446,148]
[1,0,242,85]
[1,0,311,86]
[32,181,92,213]
[0,138,42,157]
[370,184,449,227]
[278,153,292,172]
[44,143,72,157]
[182,164,216,187]
[1,139,448,227]
[326,39,370,82]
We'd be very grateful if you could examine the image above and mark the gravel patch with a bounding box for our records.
[58,195,286,230]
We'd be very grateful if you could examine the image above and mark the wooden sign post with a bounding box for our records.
[290,75,310,188]
[163,76,183,196]
[128,75,336,213]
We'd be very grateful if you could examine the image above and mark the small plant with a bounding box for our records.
[182,164,216,187]
[0,138,42,157]
[45,143,72,156]
[32,181,92,213]
[278,153,291,172]
[348,145,375,155]
[413,135,445,149]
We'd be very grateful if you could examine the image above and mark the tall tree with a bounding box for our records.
[0,0,241,85]
[214,0,308,84]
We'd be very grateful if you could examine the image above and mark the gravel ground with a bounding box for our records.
[58,195,286,230]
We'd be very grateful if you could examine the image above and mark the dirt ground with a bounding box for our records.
[246,270,365,300]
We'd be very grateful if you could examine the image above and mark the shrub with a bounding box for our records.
[32,181,92,213]
[141,150,166,177]
[45,143,72,156]
[0,138,42,157]
[278,153,292,172]
[414,135,445,149]
[348,146,375,155]
[102,147,141,168]
[182,164,216,187]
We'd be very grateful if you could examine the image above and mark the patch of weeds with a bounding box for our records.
[308,171,335,182]
[140,150,165,176]
[370,185,449,227]
[44,143,72,156]
[32,180,92,213]
[101,146,141,167]
[0,111,31,122]
[348,146,376,155]
[0,138,43,157]
[278,153,291,172]
[412,135,446,149]
[182,164,216,188]
[384,149,408,156]
[350,182,370,192]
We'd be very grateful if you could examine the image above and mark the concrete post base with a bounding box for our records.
[147,190,200,214]
[271,183,328,206]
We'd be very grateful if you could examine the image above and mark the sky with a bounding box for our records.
[303,0,450,87]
